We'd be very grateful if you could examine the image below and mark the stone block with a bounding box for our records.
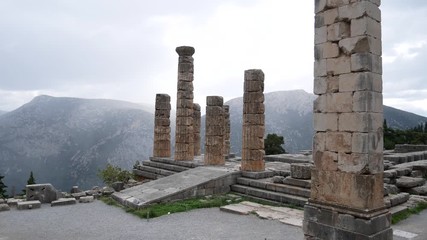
[310,170,384,210]
[326,56,351,75]
[315,42,340,60]
[26,183,60,203]
[244,80,264,92]
[156,93,171,103]
[338,1,381,21]
[315,0,327,13]
[338,112,382,132]
[314,77,327,95]
[396,176,426,188]
[389,193,410,207]
[339,36,381,56]
[338,72,382,92]
[325,131,351,152]
[244,69,264,81]
[313,132,326,151]
[51,198,77,207]
[243,92,264,103]
[314,59,327,77]
[177,81,194,91]
[396,168,412,177]
[243,114,265,125]
[313,113,338,131]
[323,8,339,25]
[79,196,95,203]
[313,150,338,171]
[351,131,383,154]
[351,53,382,74]
[338,152,383,173]
[0,203,10,211]
[327,22,350,41]
[243,102,265,114]
[71,192,87,200]
[383,169,397,178]
[316,92,353,113]
[353,91,383,112]
[206,96,224,106]
[315,25,328,44]
[351,16,381,39]
[17,200,41,210]
[291,163,313,179]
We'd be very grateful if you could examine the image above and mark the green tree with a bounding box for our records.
[264,133,286,155]
[27,171,36,185]
[0,174,8,199]
[98,164,132,186]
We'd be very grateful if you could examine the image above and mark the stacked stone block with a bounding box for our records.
[193,103,202,156]
[174,46,195,161]
[205,96,225,165]
[304,1,391,239]
[241,69,265,172]
[223,105,231,158]
[153,94,171,158]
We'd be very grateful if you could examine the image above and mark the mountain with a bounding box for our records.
[0,110,7,116]
[225,90,427,154]
[0,95,154,192]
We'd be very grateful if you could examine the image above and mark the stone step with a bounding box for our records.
[136,165,175,177]
[282,177,311,189]
[236,177,311,198]
[150,157,201,168]
[142,160,190,173]
[51,198,77,207]
[133,169,164,180]
[231,184,308,207]
[17,200,41,210]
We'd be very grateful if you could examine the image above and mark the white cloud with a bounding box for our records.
[383,40,427,64]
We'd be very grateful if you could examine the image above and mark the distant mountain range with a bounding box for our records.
[0,95,153,192]
[1,91,426,194]
[0,110,7,116]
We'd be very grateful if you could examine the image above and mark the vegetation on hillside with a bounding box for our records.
[384,120,427,150]
[264,133,286,155]
[0,174,8,198]
[98,164,132,186]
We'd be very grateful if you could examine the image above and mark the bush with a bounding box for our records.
[98,164,132,186]
[264,133,286,155]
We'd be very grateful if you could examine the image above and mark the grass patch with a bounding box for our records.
[100,194,244,219]
[392,201,427,224]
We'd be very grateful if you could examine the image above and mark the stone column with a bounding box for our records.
[153,94,171,158]
[304,1,391,239]
[193,103,201,156]
[205,96,225,165]
[223,105,231,158]
[174,46,195,161]
[241,69,265,171]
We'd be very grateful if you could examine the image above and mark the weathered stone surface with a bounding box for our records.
[51,198,77,207]
[291,164,313,180]
[175,46,195,161]
[388,193,410,207]
[351,53,382,74]
[241,69,265,172]
[26,183,61,203]
[17,200,41,210]
[0,203,10,211]
[112,181,125,192]
[396,177,426,189]
[71,192,86,199]
[272,176,285,184]
[223,105,231,157]
[153,93,171,158]
[351,16,381,39]
[79,196,95,203]
[193,103,202,156]
[204,96,225,166]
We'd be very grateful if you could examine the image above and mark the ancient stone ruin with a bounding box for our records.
[205,96,225,165]
[193,103,202,156]
[174,46,195,161]
[223,105,231,158]
[304,0,392,239]
[153,93,171,158]
[241,69,265,172]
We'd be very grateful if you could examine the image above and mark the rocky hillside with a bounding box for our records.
[225,90,427,154]
[0,95,154,192]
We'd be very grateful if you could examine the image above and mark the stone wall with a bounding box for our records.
[193,103,202,156]
[205,96,225,165]
[174,46,195,161]
[153,94,171,158]
[223,105,231,158]
[241,69,265,172]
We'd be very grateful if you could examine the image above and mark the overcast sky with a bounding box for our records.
[1,0,427,116]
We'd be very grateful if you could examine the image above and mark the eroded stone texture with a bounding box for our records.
[306,0,390,239]
[153,94,171,158]
[193,103,202,156]
[204,96,225,165]
[26,184,61,203]
[241,69,265,172]
[223,105,231,158]
[174,46,195,161]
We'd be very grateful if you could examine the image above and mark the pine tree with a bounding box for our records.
[0,174,8,199]
[27,171,36,185]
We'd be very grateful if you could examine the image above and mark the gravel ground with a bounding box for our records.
[0,200,302,240]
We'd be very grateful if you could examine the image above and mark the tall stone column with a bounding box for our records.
[304,1,391,239]
[193,103,201,156]
[205,96,225,165]
[174,46,195,161]
[223,105,231,158]
[153,94,171,158]
[241,69,265,171]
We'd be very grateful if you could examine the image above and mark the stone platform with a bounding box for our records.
[113,166,241,209]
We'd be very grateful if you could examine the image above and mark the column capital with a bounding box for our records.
[176,46,195,56]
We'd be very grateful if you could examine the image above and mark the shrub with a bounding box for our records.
[98,164,132,186]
